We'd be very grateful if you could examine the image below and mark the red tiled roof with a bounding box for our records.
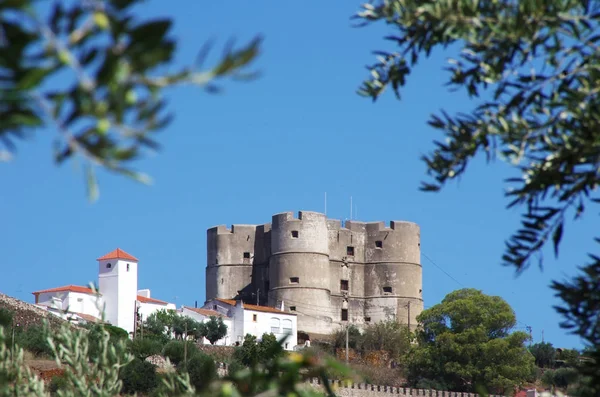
[32,285,100,296]
[72,312,101,323]
[137,295,168,305]
[183,307,228,318]
[214,298,295,315]
[97,248,139,262]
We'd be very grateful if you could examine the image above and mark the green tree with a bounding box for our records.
[1,0,260,200]
[355,1,600,393]
[203,316,227,345]
[331,325,363,351]
[529,342,557,369]
[182,353,217,393]
[15,325,53,357]
[406,289,535,394]
[257,333,284,364]
[362,320,412,361]
[232,334,259,367]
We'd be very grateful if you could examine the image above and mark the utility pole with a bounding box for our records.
[542,329,545,343]
[526,326,532,346]
[407,301,411,331]
[345,324,349,364]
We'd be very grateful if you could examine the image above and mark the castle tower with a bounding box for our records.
[363,221,422,328]
[97,248,139,335]
[268,211,332,334]
[206,225,258,300]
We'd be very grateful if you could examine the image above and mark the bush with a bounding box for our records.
[104,324,129,340]
[48,373,69,395]
[130,337,164,360]
[0,308,13,328]
[120,357,159,395]
[16,325,53,357]
[182,353,217,392]
[162,340,199,366]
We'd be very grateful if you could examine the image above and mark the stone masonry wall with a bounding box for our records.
[305,378,507,397]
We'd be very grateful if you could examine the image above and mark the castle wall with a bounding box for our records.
[206,225,257,300]
[206,211,423,336]
[269,211,333,334]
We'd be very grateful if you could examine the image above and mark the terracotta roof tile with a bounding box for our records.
[32,285,100,296]
[183,307,228,318]
[137,295,168,305]
[214,298,295,315]
[72,312,102,323]
[97,248,139,262]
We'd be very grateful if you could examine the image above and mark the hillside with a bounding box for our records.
[0,292,65,330]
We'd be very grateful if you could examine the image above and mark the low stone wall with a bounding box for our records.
[305,378,507,397]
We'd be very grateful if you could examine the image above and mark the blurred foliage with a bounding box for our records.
[119,357,159,395]
[356,1,600,394]
[406,289,535,394]
[231,333,285,368]
[1,0,260,200]
[0,309,13,328]
[529,342,557,369]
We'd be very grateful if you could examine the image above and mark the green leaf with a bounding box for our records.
[86,164,99,202]
[552,221,563,258]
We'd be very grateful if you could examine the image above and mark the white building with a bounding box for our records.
[202,298,298,351]
[32,248,175,337]
[181,306,234,346]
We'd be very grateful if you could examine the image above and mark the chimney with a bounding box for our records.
[280,300,284,311]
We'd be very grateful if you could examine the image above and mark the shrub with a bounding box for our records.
[182,353,217,392]
[162,340,199,366]
[16,325,53,357]
[48,373,69,394]
[130,337,164,360]
[120,357,159,395]
[0,308,13,328]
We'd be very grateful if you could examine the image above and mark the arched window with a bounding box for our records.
[282,319,292,333]
[270,317,280,334]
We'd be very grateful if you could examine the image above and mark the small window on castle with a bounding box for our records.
[289,277,299,284]
[340,279,349,292]
[106,263,112,269]
[252,314,257,322]
[341,309,348,321]
[346,246,355,256]
[364,316,371,322]
[375,240,383,248]
[243,252,251,259]
[290,306,296,311]
[291,230,299,238]
[383,286,393,294]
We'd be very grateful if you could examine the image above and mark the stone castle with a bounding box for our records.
[205,211,423,335]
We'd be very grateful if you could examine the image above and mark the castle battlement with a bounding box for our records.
[206,211,423,335]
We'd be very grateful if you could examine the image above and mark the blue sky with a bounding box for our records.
[0,1,595,349]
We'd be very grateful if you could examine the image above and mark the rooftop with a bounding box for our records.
[97,248,139,262]
[183,306,229,318]
[137,295,169,305]
[32,285,100,296]
[215,298,296,315]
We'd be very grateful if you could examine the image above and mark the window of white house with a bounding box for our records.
[127,263,130,271]
[282,319,292,334]
[270,317,280,334]
[253,314,257,322]
[106,263,112,269]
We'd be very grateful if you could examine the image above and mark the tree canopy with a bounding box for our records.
[1,0,260,200]
[356,1,600,393]
[407,288,535,394]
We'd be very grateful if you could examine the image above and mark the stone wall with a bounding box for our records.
[305,378,507,397]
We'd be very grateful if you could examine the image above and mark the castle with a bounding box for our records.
[205,211,423,335]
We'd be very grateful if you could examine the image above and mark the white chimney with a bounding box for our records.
[280,300,284,311]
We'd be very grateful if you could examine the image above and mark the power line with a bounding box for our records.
[421,251,465,288]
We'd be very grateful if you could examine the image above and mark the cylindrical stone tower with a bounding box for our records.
[206,224,257,301]
[363,221,422,329]
[268,211,332,334]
